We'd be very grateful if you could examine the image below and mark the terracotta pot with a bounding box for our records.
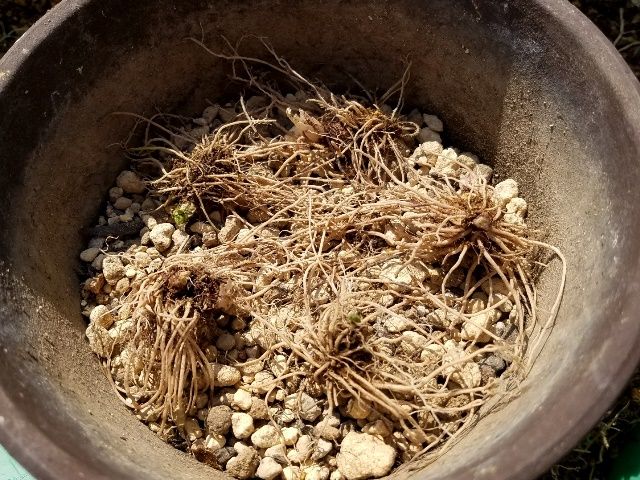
[0,1,639,479]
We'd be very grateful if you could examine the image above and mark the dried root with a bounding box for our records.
[82,40,566,475]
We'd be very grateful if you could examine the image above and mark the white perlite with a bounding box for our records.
[213,364,241,386]
[149,223,175,251]
[264,444,288,464]
[256,457,283,480]
[284,392,322,421]
[102,256,124,285]
[231,412,255,439]
[89,305,114,329]
[251,425,281,449]
[232,389,253,410]
[336,432,397,480]
[283,466,302,480]
[493,179,519,206]
[281,426,300,446]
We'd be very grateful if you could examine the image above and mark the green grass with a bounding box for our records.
[542,374,640,479]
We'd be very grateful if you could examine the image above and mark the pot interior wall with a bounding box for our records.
[1,1,639,479]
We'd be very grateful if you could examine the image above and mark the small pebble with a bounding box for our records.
[115,277,130,295]
[205,433,226,450]
[184,418,203,441]
[226,444,259,479]
[231,317,247,330]
[214,446,236,467]
[84,275,104,294]
[346,398,372,420]
[251,424,281,449]
[493,179,519,206]
[142,213,158,228]
[206,405,232,435]
[400,331,429,356]
[133,251,151,268]
[251,371,276,395]
[248,397,269,420]
[482,354,506,372]
[216,333,236,351]
[116,170,146,194]
[149,223,174,252]
[256,457,283,480]
[171,229,190,249]
[295,434,314,461]
[102,256,124,285]
[461,309,499,342]
[336,432,397,480]
[140,198,156,211]
[109,187,123,202]
[80,247,101,262]
[218,216,244,243]
[423,114,444,132]
[202,105,220,123]
[113,197,132,210]
[284,392,322,421]
[89,305,114,329]
[279,408,296,423]
[417,127,442,144]
[88,237,105,248]
[190,221,215,235]
[232,389,253,411]
[212,364,241,387]
[330,471,345,480]
[264,444,288,464]
[283,466,302,480]
[311,438,333,460]
[305,465,331,480]
[231,412,255,439]
[270,354,288,376]
[406,108,422,124]
[313,422,341,441]
[281,426,300,446]
[362,419,392,438]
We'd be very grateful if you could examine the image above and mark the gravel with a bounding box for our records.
[206,406,232,435]
[79,100,533,479]
[256,456,283,480]
[336,432,396,480]
[116,170,146,194]
[225,444,260,479]
[251,425,281,449]
[231,413,255,439]
[149,223,174,251]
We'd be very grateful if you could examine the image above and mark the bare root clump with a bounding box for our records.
[81,41,565,479]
